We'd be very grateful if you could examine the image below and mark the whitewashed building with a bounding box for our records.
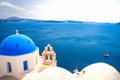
[0,30,40,79]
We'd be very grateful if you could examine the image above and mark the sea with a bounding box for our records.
[0,21,120,72]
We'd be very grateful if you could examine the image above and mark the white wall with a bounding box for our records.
[0,48,41,79]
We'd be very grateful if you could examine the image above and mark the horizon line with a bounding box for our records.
[0,16,119,24]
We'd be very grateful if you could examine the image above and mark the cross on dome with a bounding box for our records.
[73,65,79,74]
[16,29,19,35]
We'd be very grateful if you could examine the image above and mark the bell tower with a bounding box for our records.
[41,44,57,66]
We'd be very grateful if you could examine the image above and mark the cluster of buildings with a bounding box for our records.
[0,30,120,80]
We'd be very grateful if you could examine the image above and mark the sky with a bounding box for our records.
[0,0,120,22]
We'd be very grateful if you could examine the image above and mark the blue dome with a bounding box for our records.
[0,33,37,56]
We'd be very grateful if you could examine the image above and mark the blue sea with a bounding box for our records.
[0,21,120,72]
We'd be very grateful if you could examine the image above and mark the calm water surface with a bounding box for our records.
[0,22,120,72]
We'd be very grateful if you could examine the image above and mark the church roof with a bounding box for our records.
[0,30,37,56]
[80,62,120,80]
[22,66,75,80]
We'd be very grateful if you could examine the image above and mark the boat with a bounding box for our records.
[103,53,109,57]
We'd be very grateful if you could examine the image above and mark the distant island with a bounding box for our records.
[116,22,120,25]
[0,17,120,25]
[0,17,83,23]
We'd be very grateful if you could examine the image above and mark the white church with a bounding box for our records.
[0,30,120,80]
[0,30,57,79]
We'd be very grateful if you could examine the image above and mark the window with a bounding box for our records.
[7,62,12,73]
[48,47,50,51]
[45,55,48,60]
[23,61,28,71]
[50,55,52,60]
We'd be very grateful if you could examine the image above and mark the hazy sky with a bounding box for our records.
[0,0,120,22]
